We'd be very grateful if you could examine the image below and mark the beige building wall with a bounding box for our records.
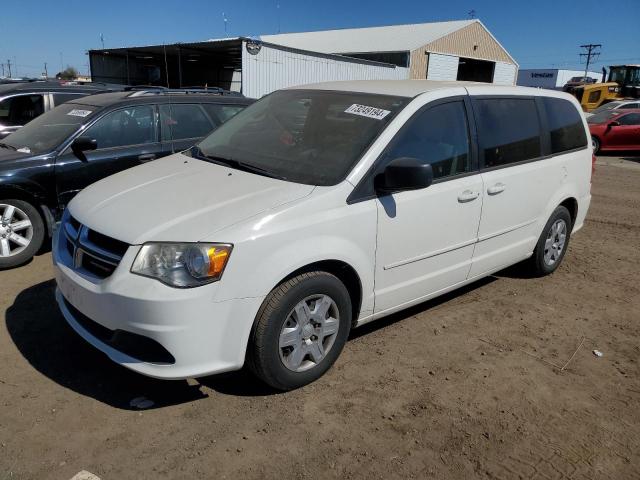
[409,21,516,79]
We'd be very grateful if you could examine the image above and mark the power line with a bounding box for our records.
[579,43,602,79]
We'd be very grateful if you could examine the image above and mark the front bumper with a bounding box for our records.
[53,228,265,380]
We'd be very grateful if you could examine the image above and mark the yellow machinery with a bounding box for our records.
[573,65,640,111]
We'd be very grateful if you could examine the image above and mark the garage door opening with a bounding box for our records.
[457,57,494,83]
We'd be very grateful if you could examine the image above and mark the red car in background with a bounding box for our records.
[588,109,640,153]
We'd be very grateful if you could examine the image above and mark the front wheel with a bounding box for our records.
[592,136,600,154]
[247,271,352,391]
[0,200,45,269]
[527,206,572,277]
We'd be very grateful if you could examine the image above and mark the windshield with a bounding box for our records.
[195,90,408,186]
[587,111,619,124]
[1,103,99,154]
[590,102,622,115]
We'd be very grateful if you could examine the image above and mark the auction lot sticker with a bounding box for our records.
[344,104,391,120]
[67,109,93,117]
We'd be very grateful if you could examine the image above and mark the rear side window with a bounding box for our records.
[383,100,471,180]
[474,98,541,168]
[160,104,213,141]
[542,97,587,153]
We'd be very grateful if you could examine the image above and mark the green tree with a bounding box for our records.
[56,66,79,80]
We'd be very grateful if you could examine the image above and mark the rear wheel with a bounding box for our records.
[248,271,352,391]
[0,200,45,269]
[591,136,600,154]
[527,206,572,276]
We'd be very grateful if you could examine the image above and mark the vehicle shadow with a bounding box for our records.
[7,275,500,406]
[5,279,209,410]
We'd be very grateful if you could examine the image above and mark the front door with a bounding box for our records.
[374,98,483,315]
[55,104,161,206]
[603,112,640,149]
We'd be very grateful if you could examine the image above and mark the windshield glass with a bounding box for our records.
[590,102,622,115]
[587,111,619,124]
[1,103,99,154]
[195,90,408,186]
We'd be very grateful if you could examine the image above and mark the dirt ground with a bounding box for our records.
[1,155,639,480]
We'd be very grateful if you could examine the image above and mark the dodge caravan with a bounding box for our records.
[53,81,592,390]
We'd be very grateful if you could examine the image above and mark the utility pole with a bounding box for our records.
[44,62,48,78]
[579,44,601,79]
[6,59,11,78]
[1,63,4,77]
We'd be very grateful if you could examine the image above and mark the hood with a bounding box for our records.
[69,153,315,245]
[0,147,35,164]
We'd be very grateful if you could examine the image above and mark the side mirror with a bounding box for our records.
[607,120,620,128]
[375,157,434,194]
[71,136,97,162]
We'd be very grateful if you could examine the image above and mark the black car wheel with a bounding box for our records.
[247,271,352,391]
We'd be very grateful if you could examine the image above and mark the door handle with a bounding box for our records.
[457,190,480,203]
[138,153,156,163]
[487,183,506,195]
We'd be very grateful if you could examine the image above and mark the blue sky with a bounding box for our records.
[1,0,638,78]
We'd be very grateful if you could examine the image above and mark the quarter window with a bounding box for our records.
[382,101,471,180]
[474,98,542,168]
[160,104,213,141]
[542,97,587,153]
[85,106,156,149]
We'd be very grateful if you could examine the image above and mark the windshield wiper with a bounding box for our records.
[190,146,287,181]
[0,142,17,151]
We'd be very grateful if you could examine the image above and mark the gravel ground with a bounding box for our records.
[1,155,639,479]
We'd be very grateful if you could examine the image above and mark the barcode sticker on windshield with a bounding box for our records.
[67,109,92,117]
[344,104,391,120]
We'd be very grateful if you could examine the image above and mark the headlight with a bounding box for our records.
[131,243,232,288]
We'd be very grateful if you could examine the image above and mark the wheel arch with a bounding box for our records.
[0,183,54,238]
[276,259,363,326]
[559,196,578,226]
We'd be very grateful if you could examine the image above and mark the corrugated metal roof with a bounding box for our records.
[261,19,476,54]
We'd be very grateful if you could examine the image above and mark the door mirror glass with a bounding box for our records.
[376,157,433,193]
[71,136,97,161]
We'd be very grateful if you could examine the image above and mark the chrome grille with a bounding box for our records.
[62,214,129,279]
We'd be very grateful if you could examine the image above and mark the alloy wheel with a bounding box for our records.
[543,219,567,266]
[279,294,340,372]
[0,204,33,258]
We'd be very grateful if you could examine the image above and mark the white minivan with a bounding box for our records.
[53,81,593,390]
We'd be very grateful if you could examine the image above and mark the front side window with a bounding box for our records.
[196,90,408,186]
[160,104,213,141]
[0,94,44,126]
[382,101,471,180]
[618,113,640,126]
[474,98,541,168]
[587,111,619,124]
[85,105,156,149]
[542,97,587,154]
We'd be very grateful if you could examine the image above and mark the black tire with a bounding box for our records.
[247,271,352,391]
[527,205,572,277]
[592,136,600,154]
[0,199,45,270]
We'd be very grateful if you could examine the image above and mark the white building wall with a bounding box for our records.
[493,61,517,85]
[517,69,602,89]
[426,53,459,81]
[241,42,409,98]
